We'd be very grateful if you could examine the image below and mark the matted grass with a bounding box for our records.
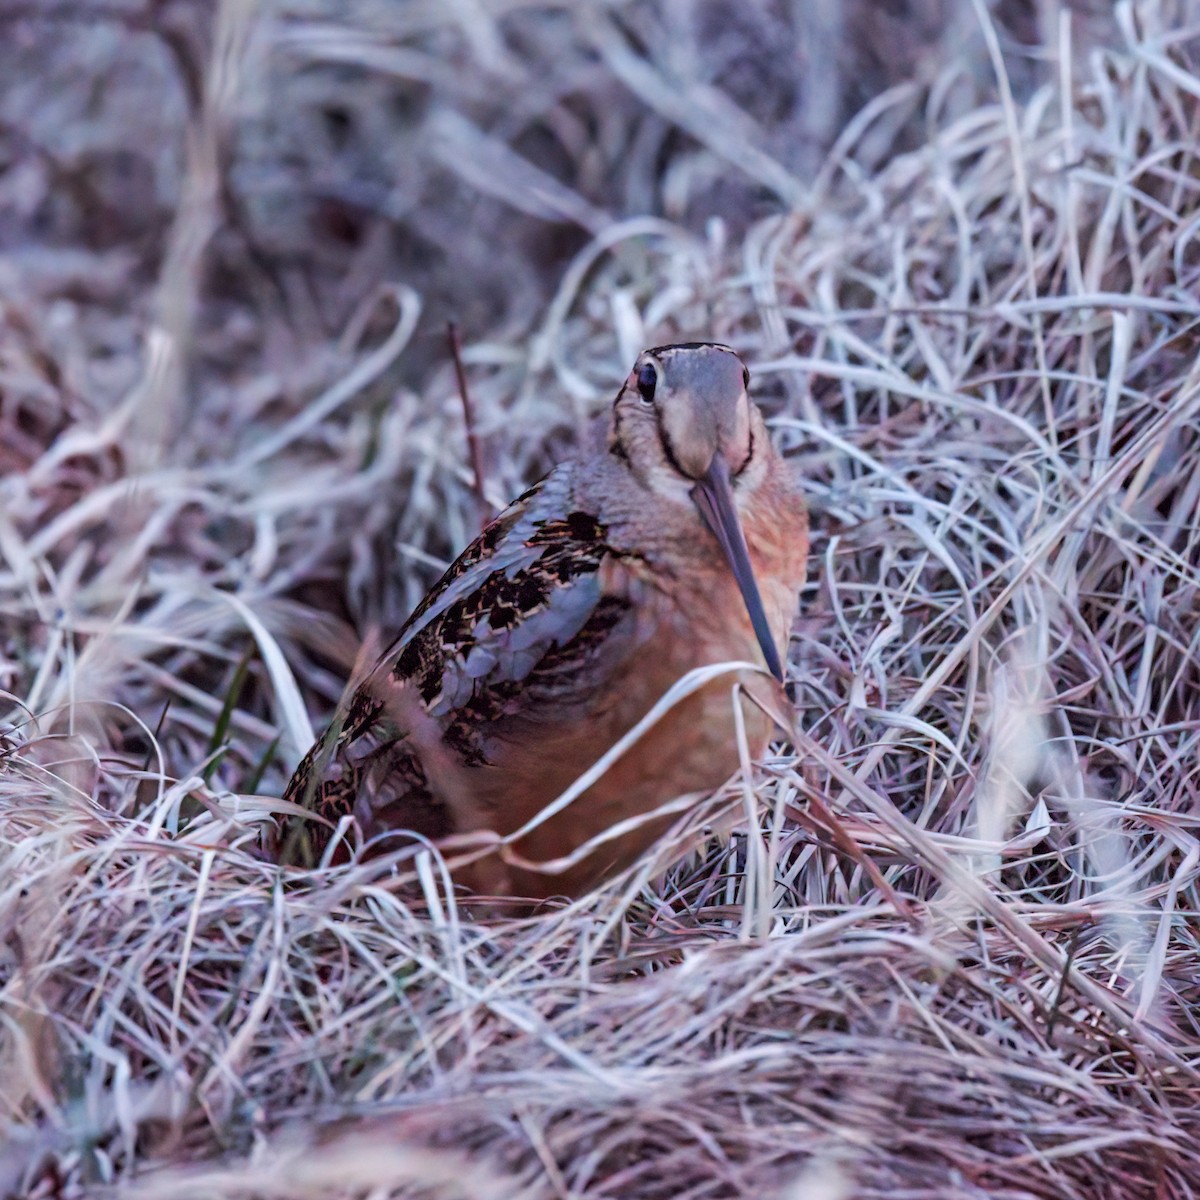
[2,2,1200,1197]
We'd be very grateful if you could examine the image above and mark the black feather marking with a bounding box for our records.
[529,594,630,682]
[402,477,549,630]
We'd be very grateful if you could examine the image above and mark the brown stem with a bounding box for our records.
[447,321,489,525]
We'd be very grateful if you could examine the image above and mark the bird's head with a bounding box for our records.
[608,342,785,681]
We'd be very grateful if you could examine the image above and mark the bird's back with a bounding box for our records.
[284,462,651,859]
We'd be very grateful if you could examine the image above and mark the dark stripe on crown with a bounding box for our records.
[645,341,737,356]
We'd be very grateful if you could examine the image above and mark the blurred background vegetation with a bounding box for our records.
[0,0,1117,388]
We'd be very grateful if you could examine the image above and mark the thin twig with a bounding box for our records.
[447,320,489,525]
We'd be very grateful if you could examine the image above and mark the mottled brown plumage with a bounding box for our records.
[285,343,808,900]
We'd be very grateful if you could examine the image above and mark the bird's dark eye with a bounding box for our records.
[636,363,657,404]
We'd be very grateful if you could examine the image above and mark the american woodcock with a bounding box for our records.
[285,342,808,900]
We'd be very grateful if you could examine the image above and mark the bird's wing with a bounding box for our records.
[285,464,644,842]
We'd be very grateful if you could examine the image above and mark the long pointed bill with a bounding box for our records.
[690,454,785,683]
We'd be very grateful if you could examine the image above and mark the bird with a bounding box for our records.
[284,342,809,901]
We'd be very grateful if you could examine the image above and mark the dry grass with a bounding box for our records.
[3,1,1200,1196]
